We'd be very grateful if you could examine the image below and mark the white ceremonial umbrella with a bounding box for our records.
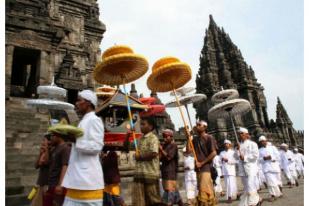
[211,89,239,104]
[26,99,75,110]
[208,98,251,143]
[169,87,195,97]
[37,85,67,98]
[166,93,207,129]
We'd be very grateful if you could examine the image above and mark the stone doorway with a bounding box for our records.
[10,47,41,98]
[67,89,78,105]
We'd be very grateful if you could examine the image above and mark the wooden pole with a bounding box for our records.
[172,88,198,161]
[122,83,139,153]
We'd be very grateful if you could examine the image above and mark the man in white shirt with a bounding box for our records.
[293,148,304,178]
[183,147,198,206]
[62,90,104,206]
[237,127,262,206]
[220,139,238,203]
[212,154,223,196]
[258,136,282,202]
[280,143,299,187]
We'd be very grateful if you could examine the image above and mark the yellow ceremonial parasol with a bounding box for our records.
[147,57,198,161]
[93,45,149,152]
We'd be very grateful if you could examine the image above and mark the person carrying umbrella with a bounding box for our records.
[62,90,105,206]
[159,129,183,206]
[131,117,163,206]
[186,120,217,206]
[236,127,262,206]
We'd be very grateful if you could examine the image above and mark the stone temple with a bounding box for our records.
[5,1,303,205]
[194,15,304,149]
[5,0,105,205]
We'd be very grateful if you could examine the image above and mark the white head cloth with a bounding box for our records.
[197,120,208,127]
[294,148,298,152]
[258,135,267,142]
[238,127,248,134]
[281,143,288,148]
[79,90,98,107]
[182,147,187,153]
[162,129,174,136]
[224,139,232,145]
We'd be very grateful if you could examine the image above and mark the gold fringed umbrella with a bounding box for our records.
[93,45,149,153]
[147,56,198,161]
[94,45,148,86]
[147,57,191,92]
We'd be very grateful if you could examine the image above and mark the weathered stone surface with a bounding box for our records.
[194,15,303,149]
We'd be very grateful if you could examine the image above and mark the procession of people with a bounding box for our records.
[27,44,303,206]
[30,89,304,206]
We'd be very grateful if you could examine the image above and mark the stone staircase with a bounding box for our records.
[5,97,50,206]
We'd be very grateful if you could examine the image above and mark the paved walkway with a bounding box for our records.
[216,178,304,206]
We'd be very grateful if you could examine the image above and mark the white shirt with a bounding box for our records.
[220,149,237,176]
[239,139,259,176]
[280,149,296,173]
[184,155,197,181]
[62,111,104,190]
[259,145,281,173]
[212,155,222,176]
[294,152,304,170]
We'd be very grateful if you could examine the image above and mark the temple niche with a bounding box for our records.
[194,15,303,148]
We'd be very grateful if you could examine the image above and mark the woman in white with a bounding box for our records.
[258,136,282,202]
[183,147,198,205]
[220,139,238,203]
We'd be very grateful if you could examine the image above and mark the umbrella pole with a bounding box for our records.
[122,84,139,153]
[184,104,193,131]
[172,89,198,162]
[229,112,239,144]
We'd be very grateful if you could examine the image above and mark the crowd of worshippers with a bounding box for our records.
[30,90,304,206]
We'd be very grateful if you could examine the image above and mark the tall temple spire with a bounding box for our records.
[276,97,292,125]
[194,15,269,140]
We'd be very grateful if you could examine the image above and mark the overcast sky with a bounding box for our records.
[97,0,304,130]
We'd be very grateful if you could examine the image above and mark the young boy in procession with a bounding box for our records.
[237,127,262,206]
[43,127,73,206]
[101,146,126,206]
[31,133,52,206]
[186,120,217,206]
[219,139,238,203]
[159,129,184,206]
[131,117,164,206]
[258,136,282,202]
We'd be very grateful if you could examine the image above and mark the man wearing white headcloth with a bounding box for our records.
[237,127,262,206]
[293,148,304,178]
[62,90,104,206]
[220,139,238,203]
[280,143,298,187]
[258,136,282,202]
[187,120,217,206]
